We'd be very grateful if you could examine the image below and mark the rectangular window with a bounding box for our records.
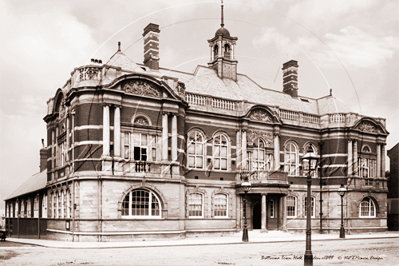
[304,197,315,218]
[189,194,203,217]
[269,200,274,218]
[287,196,296,218]
[214,194,228,217]
[123,132,130,159]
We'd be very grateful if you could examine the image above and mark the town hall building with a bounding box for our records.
[4,16,389,241]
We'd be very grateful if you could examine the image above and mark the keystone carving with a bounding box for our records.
[356,121,380,133]
[247,130,273,147]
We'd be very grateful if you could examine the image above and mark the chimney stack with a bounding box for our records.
[40,139,47,172]
[143,23,160,70]
[282,60,299,98]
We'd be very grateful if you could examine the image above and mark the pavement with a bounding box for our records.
[3,231,399,249]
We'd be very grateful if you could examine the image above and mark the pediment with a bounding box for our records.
[248,108,273,123]
[121,79,161,98]
[354,119,385,134]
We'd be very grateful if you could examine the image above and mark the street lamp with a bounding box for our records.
[241,176,251,242]
[302,144,319,266]
[337,184,347,238]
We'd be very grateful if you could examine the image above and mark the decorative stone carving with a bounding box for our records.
[134,117,149,126]
[249,109,272,122]
[246,130,273,147]
[356,121,380,133]
[122,80,160,98]
[79,67,101,81]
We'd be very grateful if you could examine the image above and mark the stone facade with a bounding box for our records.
[4,20,389,241]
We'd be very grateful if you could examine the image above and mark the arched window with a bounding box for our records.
[250,138,273,171]
[188,131,205,169]
[20,200,25,217]
[224,44,231,59]
[213,134,228,170]
[304,197,315,218]
[188,193,203,217]
[15,201,19,217]
[213,45,219,58]
[26,198,31,218]
[286,196,297,218]
[284,142,299,176]
[359,145,376,180]
[360,197,376,217]
[122,189,161,218]
[213,194,228,217]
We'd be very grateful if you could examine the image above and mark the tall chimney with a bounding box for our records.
[143,23,160,70]
[40,139,47,172]
[282,60,299,98]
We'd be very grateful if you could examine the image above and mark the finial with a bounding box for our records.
[221,0,224,27]
[118,41,121,52]
[330,88,333,96]
[41,138,44,148]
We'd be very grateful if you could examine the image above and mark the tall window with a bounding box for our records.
[213,134,228,170]
[122,189,161,217]
[42,194,47,218]
[269,200,274,218]
[188,193,203,217]
[359,158,376,179]
[214,194,228,217]
[188,131,205,169]
[122,133,157,161]
[360,197,376,217]
[27,199,31,218]
[250,138,273,171]
[304,197,315,218]
[287,196,297,218]
[284,142,299,176]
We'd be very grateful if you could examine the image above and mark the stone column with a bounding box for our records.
[274,133,280,171]
[162,113,168,161]
[261,194,268,233]
[242,130,247,170]
[353,140,358,176]
[347,139,352,176]
[218,40,222,58]
[114,106,121,157]
[231,44,235,60]
[171,115,177,162]
[376,143,381,177]
[236,130,242,172]
[102,105,110,156]
[381,144,386,177]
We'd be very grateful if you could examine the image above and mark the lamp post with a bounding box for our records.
[337,184,346,238]
[302,144,319,266]
[241,176,251,242]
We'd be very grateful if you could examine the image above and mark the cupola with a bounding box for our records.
[207,1,238,80]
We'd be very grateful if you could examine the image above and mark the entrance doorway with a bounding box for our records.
[253,203,261,229]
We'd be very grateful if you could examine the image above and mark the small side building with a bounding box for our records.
[388,143,399,231]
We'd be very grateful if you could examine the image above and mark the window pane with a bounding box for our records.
[221,146,227,157]
[221,159,227,170]
[133,133,140,146]
[214,146,220,157]
[188,143,195,154]
[214,159,220,169]
[141,134,147,146]
[196,144,203,155]
[134,147,140,160]
[188,156,195,167]
[196,156,203,168]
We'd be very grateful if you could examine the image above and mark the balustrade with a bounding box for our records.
[79,67,102,81]
[329,113,346,123]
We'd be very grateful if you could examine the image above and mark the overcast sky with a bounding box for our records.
[1,0,398,211]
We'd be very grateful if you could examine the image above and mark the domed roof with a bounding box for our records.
[215,27,230,37]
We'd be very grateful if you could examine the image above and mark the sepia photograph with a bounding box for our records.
[1,0,398,265]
